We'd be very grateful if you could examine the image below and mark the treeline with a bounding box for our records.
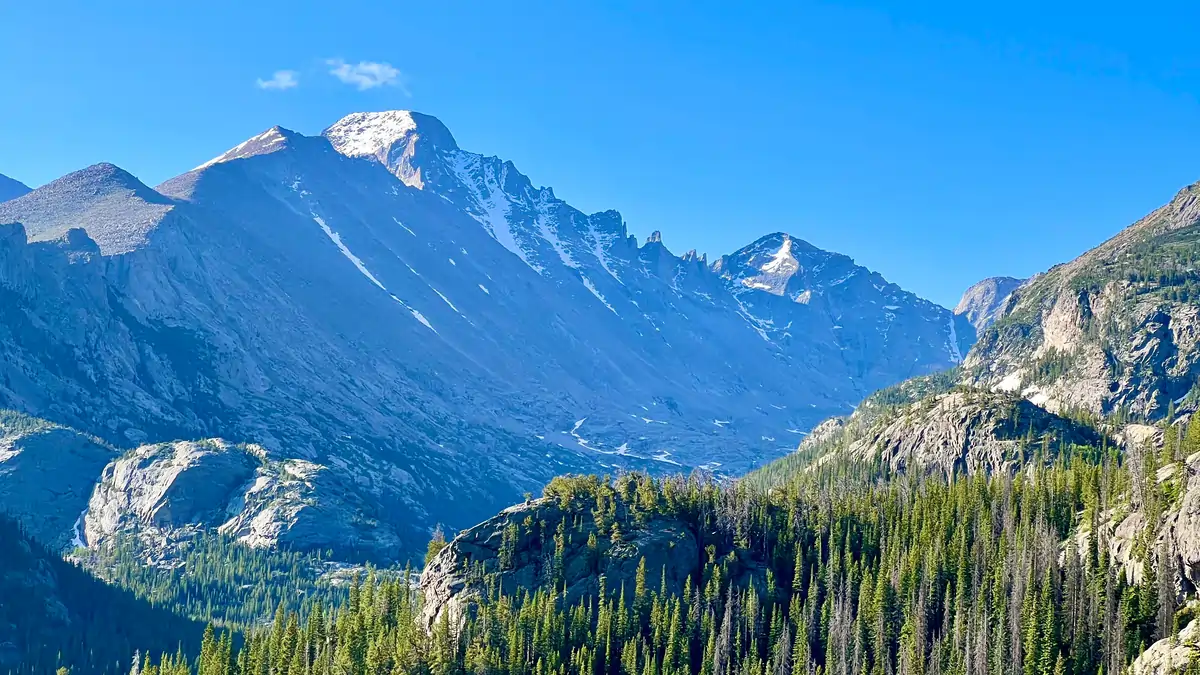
[130,444,1199,675]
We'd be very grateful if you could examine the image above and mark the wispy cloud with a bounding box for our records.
[326,59,408,93]
[256,70,300,91]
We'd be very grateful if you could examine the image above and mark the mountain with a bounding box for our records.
[0,173,30,203]
[965,181,1200,418]
[754,177,1200,484]
[0,111,970,560]
[954,275,1024,331]
[743,371,1103,486]
[413,447,1200,675]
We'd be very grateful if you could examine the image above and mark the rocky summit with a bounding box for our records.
[0,111,970,560]
[965,182,1200,419]
[954,275,1024,331]
[758,176,1200,484]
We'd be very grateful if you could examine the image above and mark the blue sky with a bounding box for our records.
[3,1,1199,307]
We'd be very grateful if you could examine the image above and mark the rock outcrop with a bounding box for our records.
[420,497,700,630]
[83,439,403,562]
[845,390,1103,476]
[1129,612,1200,675]
[755,386,1102,481]
[1167,464,1200,591]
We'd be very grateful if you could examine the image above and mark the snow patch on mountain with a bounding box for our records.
[588,224,623,282]
[581,276,618,315]
[393,217,416,236]
[313,215,387,291]
[432,288,461,315]
[405,305,436,332]
[448,151,542,273]
[196,127,291,171]
[946,317,963,362]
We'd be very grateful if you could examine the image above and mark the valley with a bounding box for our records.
[1,112,1199,675]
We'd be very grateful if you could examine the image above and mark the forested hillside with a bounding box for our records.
[118,425,1200,675]
[0,515,205,675]
[80,532,351,629]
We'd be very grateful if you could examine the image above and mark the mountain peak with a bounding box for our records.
[954,276,1024,332]
[324,111,457,157]
[193,126,297,172]
[0,162,173,254]
[745,232,822,255]
[323,111,458,189]
[22,162,162,201]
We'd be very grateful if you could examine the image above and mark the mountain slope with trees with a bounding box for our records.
[0,514,205,675]
[965,181,1200,419]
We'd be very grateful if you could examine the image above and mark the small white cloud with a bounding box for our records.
[326,58,408,93]
[256,70,299,91]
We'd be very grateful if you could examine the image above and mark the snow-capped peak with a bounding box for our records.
[323,111,458,188]
[193,127,294,172]
[324,111,418,159]
[760,236,799,276]
[725,234,804,296]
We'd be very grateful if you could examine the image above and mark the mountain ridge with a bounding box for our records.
[0,172,31,203]
[0,109,973,561]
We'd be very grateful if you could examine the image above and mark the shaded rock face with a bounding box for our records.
[0,519,78,670]
[0,110,973,560]
[0,411,115,550]
[420,498,700,630]
[0,513,206,673]
[83,440,404,562]
[966,184,1200,420]
[0,173,30,204]
[954,276,1024,332]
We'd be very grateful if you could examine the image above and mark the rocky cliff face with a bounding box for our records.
[0,111,971,560]
[759,386,1101,479]
[965,182,1200,419]
[844,389,1102,476]
[83,439,402,561]
[0,410,400,562]
[954,276,1024,331]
